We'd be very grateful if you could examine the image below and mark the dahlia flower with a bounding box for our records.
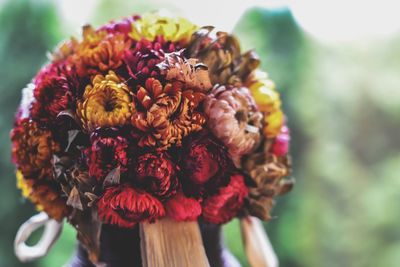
[242,142,292,220]
[123,38,172,84]
[50,38,79,62]
[203,86,263,166]
[85,128,130,182]
[135,152,178,198]
[202,174,248,224]
[30,63,75,124]
[11,119,60,180]
[98,184,165,228]
[129,13,197,44]
[157,51,212,93]
[187,26,260,86]
[132,78,205,149]
[73,25,131,76]
[180,131,233,186]
[77,71,134,132]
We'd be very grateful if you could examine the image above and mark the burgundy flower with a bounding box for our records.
[30,63,79,124]
[123,37,177,85]
[270,125,290,157]
[180,131,233,186]
[165,192,201,221]
[98,184,165,228]
[85,128,129,181]
[202,174,248,224]
[135,152,178,198]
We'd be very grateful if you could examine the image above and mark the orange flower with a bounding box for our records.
[77,71,134,132]
[132,78,205,149]
[17,171,69,221]
[73,25,131,76]
[11,119,60,180]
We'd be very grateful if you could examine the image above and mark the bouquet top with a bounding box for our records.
[11,12,292,261]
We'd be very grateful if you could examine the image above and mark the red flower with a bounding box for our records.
[270,125,290,157]
[202,174,248,224]
[30,63,78,124]
[180,131,233,185]
[165,192,201,221]
[123,38,176,84]
[135,152,177,198]
[85,128,130,181]
[98,184,165,228]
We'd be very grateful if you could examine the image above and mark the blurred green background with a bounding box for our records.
[1,0,399,266]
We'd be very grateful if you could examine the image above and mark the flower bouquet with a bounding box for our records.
[11,13,292,267]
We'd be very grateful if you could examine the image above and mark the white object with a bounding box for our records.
[240,216,279,267]
[14,212,63,262]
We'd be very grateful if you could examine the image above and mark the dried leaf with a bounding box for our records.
[103,167,121,187]
[65,130,80,152]
[57,109,80,124]
[66,186,83,210]
[84,192,99,207]
[157,51,212,92]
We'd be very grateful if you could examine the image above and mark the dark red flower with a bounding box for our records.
[202,174,248,224]
[180,131,233,185]
[135,152,177,198]
[123,37,177,85]
[30,63,78,124]
[270,125,290,157]
[98,184,165,228]
[85,128,129,181]
[165,192,201,221]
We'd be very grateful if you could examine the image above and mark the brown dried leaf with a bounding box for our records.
[84,192,99,208]
[103,167,120,187]
[157,51,212,92]
[66,186,83,210]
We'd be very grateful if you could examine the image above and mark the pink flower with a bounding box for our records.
[271,125,290,156]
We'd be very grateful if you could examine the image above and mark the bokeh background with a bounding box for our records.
[1,0,399,266]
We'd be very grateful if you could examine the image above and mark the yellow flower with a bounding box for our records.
[77,71,134,132]
[249,71,284,138]
[16,170,33,199]
[130,13,197,43]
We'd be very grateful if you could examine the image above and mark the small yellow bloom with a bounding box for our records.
[77,71,134,132]
[249,71,284,138]
[16,171,32,199]
[16,171,44,211]
[130,13,198,43]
